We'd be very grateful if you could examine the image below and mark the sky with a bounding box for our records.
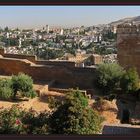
[0,6,140,29]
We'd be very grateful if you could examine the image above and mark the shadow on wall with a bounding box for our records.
[116,97,136,125]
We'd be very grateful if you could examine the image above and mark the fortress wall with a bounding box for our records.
[0,49,75,68]
[0,58,30,75]
[35,60,75,68]
[117,25,140,75]
[3,54,37,63]
[27,66,96,89]
[0,57,96,89]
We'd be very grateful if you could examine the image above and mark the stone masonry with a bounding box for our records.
[117,24,140,75]
[0,48,96,89]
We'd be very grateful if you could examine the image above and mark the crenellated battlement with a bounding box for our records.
[117,24,140,34]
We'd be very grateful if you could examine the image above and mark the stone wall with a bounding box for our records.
[35,60,75,68]
[117,24,140,75]
[0,49,75,69]
[0,48,37,63]
[91,54,103,65]
[0,58,30,75]
[0,53,96,89]
[3,53,37,63]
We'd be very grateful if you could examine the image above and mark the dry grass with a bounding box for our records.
[93,99,120,124]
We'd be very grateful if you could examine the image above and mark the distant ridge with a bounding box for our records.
[109,16,140,26]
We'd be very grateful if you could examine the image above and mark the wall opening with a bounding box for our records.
[121,109,130,124]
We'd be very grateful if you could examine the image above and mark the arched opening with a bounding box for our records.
[121,109,130,124]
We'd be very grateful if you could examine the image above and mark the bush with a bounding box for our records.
[65,89,89,109]
[96,63,124,95]
[0,79,13,100]
[21,108,50,134]
[0,90,104,135]
[120,68,140,94]
[22,90,37,99]
[49,90,103,134]
[11,73,36,98]
[0,105,50,134]
[0,105,25,134]
[47,96,60,110]
[0,87,13,100]
[0,73,36,100]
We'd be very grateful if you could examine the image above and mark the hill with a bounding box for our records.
[109,16,140,26]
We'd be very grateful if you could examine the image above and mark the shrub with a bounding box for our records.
[21,108,50,134]
[0,73,36,100]
[0,105,50,134]
[47,96,60,110]
[0,90,104,135]
[120,68,140,94]
[0,87,13,100]
[0,105,25,134]
[11,73,36,98]
[0,79,13,100]
[22,90,37,99]
[96,63,124,95]
[49,90,103,134]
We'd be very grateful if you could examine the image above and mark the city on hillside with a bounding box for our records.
[0,24,117,66]
[0,6,140,135]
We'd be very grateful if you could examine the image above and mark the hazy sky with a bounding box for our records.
[0,6,140,29]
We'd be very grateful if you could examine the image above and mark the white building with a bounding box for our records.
[60,29,64,35]
[6,32,10,38]
[18,38,22,48]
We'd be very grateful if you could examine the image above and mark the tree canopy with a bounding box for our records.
[96,63,124,94]
[49,90,103,134]
[11,73,36,99]
[120,68,140,94]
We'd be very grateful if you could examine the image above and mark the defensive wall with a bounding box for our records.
[0,49,96,89]
[117,24,140,75]
[117,24,140,124]
[0,49,75,68]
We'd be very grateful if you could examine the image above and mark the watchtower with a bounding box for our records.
[117,24,140,75]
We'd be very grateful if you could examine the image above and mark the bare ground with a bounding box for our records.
[93,99,120,124]
[0,81,120,124]
[0,84,64,113]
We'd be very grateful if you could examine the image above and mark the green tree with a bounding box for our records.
[120,68,140,94]
[96,63,124,94]
[11,73,36,99]
[7,38,18,46]
[49,90,103,134]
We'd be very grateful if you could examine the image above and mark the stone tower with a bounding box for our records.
[117,24,140,75]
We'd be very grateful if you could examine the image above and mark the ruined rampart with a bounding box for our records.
[0,49,96,89]
[3,53,37,63]
[35,60,75,68]
[0,49,75,68]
